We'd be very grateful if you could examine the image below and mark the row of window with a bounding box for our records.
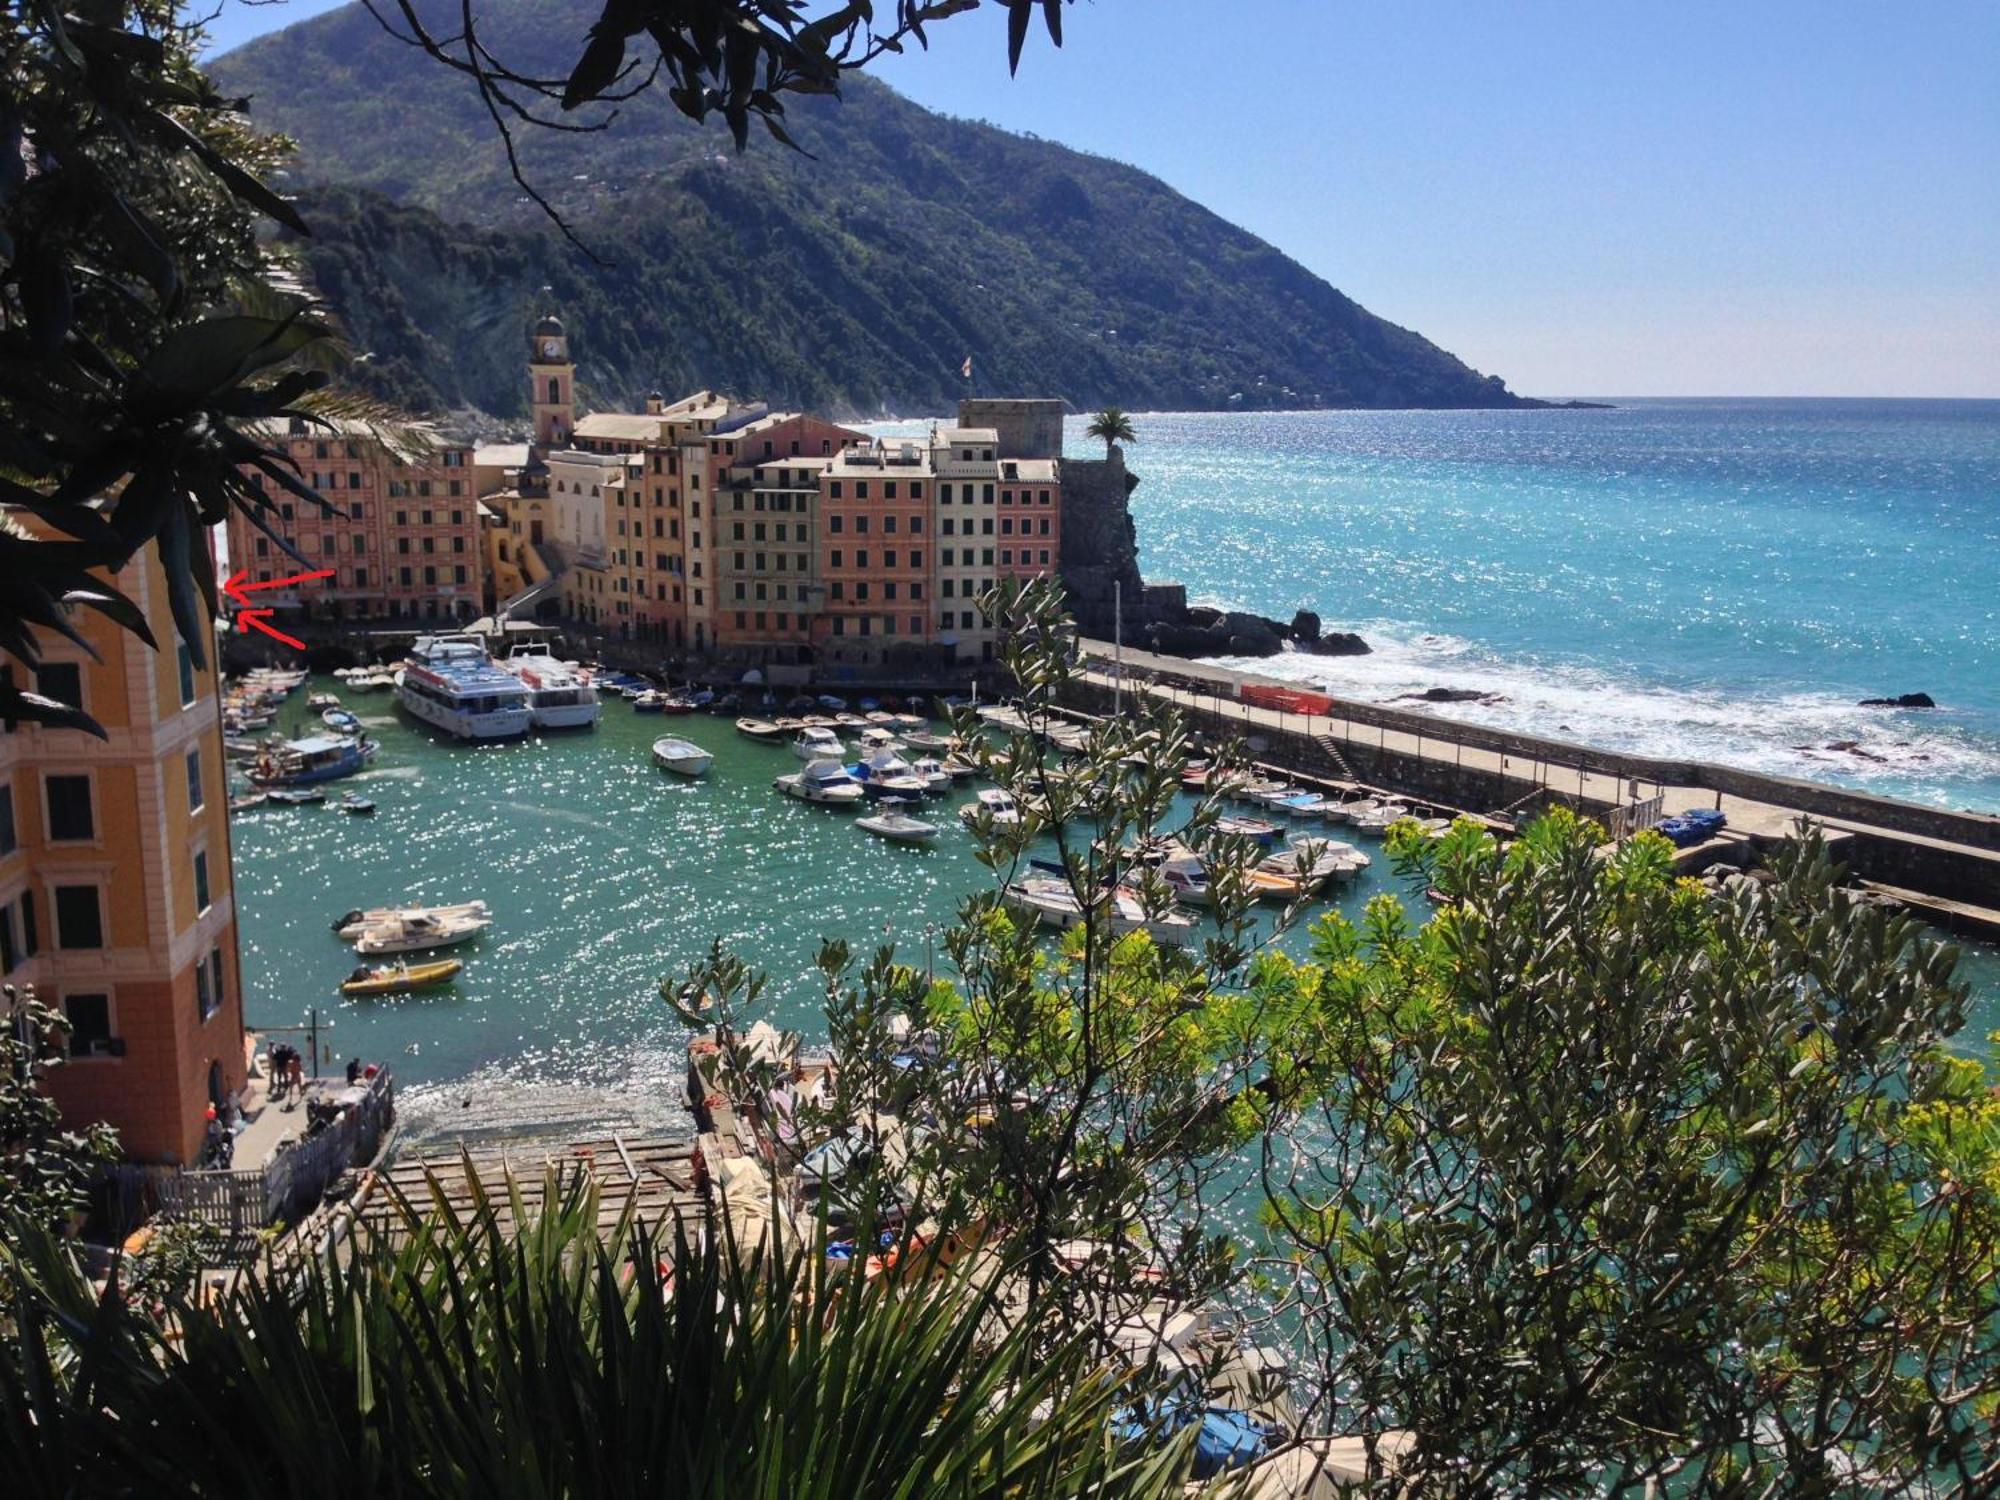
[827,549,925,571]
[827,615,928,637]
[826,479,927,502]
[730,521,809,542]
[251,565,469,589]
[827,580,924,603]
[303,440,463,467]
[824,513,922,536]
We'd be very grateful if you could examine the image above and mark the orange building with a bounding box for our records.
[2,530,246,1165]
[813,437,938,664]
[226,419,484,625]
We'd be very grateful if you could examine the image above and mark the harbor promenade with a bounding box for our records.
[1072,640,2000,939]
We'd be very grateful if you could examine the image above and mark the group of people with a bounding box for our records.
[268,1041,307,1105]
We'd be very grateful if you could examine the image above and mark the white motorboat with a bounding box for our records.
[651,736,713,778]
[854,726,906,755]
[1259,834,1371,887]
[775,759,866,806]
[906,756,952,795]
[332,899,490,941]
[1351,802,1412,834]
[791,726,845,761]
[352,910,491,955]
[852,749,928,802]
[308,691,342,711]
[958,788,1022,828]
[856,811,940,845]
[501,643,602,730]
[1002,878,1196,947]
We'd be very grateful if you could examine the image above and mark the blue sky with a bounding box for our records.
[200,0,1999,398]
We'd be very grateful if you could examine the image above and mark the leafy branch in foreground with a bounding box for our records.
[361,0,1073,241]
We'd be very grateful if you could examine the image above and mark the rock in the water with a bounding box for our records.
[1858,692,1936,709]
[1296,631,1370,657]
[1396,687,1501,705]
[1290,609,1322,643]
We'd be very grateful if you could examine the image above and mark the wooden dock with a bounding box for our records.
[360,1133,707,1244]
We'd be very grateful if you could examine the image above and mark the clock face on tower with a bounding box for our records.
[541,338,562,359]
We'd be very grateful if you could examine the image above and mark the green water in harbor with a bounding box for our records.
[230,678,2000,1144]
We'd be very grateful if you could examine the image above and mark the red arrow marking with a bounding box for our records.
[235,608,307,651]
[223,568,335,610]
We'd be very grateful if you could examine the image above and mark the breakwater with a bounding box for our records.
[1065,641,2000,915]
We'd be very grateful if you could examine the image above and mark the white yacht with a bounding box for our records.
[396,636,533,741]
[501,643,601,730]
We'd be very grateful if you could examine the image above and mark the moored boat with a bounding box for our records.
[501,644,602,730]
[333,900,490,940]
[340,958,463,998]
[1213,815,1282,846]
[397,635,533,741]
[791,726,846,761]
[856,811,940,845]
[337,792,376,816]
[265,788,326,805]
[651,736,714,778]
[322,707,362,734]
[248,734,374,788]
[775,759,866,806]
[958,787,1022,827]
[353,910,490,955]
[228,792,268,813]
[735,717,787,743]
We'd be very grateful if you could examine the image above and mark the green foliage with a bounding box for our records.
[0,1161,1195,1497]
[0,985,118,1232]
[1263,808,2000,1494]
[209,0,1533,418]
[1085,406,1136,456]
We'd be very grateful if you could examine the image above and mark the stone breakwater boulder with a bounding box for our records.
[1858,692,1936,708]
[1395,687,1506,706]
[1142,604,1369,662]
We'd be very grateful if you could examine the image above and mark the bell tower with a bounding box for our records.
[529,313,574,447]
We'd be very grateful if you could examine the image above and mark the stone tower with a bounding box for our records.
[528,314,574,447]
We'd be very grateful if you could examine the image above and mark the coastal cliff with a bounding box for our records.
[213,0,1545,419]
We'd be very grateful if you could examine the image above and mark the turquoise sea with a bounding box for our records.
[232,400,2000,1137]
[1087,399,2000,813]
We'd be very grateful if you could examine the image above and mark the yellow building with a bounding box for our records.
[1,524,246,1165]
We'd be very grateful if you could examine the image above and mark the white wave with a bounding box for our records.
[1205,626,2000,809]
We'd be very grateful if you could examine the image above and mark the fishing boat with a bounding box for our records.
[308,691,342,711]
[791,726,845,761]
[775,760,867,806]
[265,788,326,805]
[856,811,940,846]
[396,635,533,741]
[247,735,374,788]
[630,689,668,713]
[228,792,268,813]
[346,669,396,693]
[735,717,787,743]
[651,736,714,778]
[322,707,362,735]
[352,910,490,956]
[500,644,602,730]
[337,792,376,816]
[333,900,490,940]
[339,958,463,998]
[958,788,1022,827]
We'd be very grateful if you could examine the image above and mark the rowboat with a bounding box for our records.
[735,717,787,743]
[1213,815,1281,846]
[265,788,325,805]
[323,707,362,735]
[332,900,489,940]
[856,811,940,845]
[338,792,376,816]
[228,792,268,813]
[651,736,714,778]
[339,958,462,998]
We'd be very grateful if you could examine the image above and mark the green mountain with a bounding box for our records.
[214,0,1537,420]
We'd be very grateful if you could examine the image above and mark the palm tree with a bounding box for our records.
[1085,407,1137,459]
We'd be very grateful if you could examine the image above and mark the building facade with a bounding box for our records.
[2,532,246,1165]
[226,420,486,624]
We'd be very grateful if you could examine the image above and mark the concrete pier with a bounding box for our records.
[1068,640,2000,937]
